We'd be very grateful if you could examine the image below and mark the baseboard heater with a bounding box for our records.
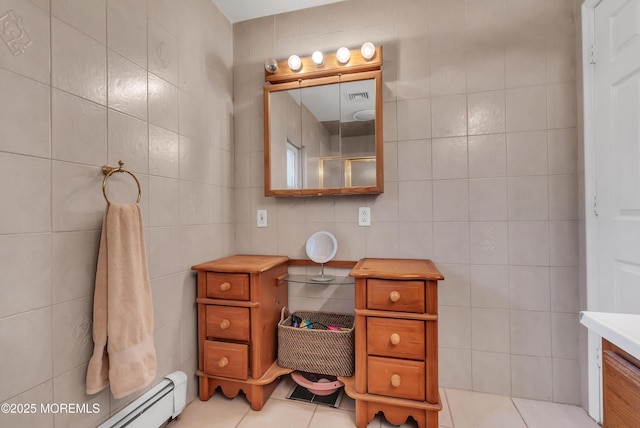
[98,371,188,428]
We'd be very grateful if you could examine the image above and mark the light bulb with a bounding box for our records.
[336,47,350,64]
[264,58,278,73]
[361,42,375,60]
[288,54,302,71]
[312,50,324,66]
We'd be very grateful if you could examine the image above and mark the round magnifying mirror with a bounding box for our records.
[305,231,337,282]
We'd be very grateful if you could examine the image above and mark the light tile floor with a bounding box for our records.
[170,376,600,428]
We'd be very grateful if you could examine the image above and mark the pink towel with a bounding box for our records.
[86,203,157,399]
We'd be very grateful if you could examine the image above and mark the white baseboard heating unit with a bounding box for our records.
[98,371,188,428]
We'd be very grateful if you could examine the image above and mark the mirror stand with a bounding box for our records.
[311,263,334,282]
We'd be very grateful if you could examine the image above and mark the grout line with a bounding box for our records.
[510,396,531,428]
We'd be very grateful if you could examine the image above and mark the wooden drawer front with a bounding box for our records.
[203,340,248,380]
[206,272,249,301]
[367,279,425,313]
[205,306,250,342]
[367,317,425,360]
[367,356,425,401]
[603,350,640,428]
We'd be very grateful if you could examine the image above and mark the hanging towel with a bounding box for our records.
[86,203,157,399]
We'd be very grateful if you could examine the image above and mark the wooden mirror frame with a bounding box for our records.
[263,47,383,197]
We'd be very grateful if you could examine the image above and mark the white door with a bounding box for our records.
[594,0,640,315]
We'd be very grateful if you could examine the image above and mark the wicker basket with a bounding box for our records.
[277,308,355,377]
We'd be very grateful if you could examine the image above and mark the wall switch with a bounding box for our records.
[257,210,267,227]
[358,207,371,226]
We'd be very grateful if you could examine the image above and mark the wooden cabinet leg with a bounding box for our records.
[355,400,368,428]
[199,376,211,401]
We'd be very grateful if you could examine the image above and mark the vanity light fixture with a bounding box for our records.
[264,58,278,73]
[360,42,376,60]
[288,54,302,71]
[336,46,350,64]
[311,50,324,66]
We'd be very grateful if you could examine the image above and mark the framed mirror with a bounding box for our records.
[263,48,383,197]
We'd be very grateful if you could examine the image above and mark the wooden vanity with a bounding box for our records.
[192,255,292,410]
[342,258,444,428]
[193,255,444,425]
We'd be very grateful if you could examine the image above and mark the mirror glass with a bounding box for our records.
[264,71,382,196]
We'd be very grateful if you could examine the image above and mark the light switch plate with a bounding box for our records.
[257,210,267,227]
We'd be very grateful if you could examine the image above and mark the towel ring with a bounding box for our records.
[101,160,141,204]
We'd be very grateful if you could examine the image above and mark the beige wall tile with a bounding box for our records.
[432,94,467,138]
[432,137,468,179]
[52,296,93,376]
[52,17,106,104]
[506,38,546,88]
[438,263,471,307]
[2,381,54,428]
[470,221,508,264]
[398,140,431,181]
[107,51,148,121]
[439,348,472,390]
[148,20,178,85]
[466,48,505,93]
[0,69,50,157]
[52,230,100,304]
[52,0,106,44]
[148,73,178,132]
[0,233,51,318]
[550,221,578,267]
[510,310,551,357]
[506,85,547,132]
[0,308,53,402]
[507,130,548,176]
[433,179,469,221]
[52,89,106,165]
[397,98,431,140]
[468,90,505,135]
[469,178,508,221]
[0,1,50,84]
[508,221,549,266]
[52,364,109,427]
[552,358,582,405]
[507,176,549,220]
[434,222,470,264]
[509,266,551,311]
[470,264,509,309]
[430,53,467,96]
[469,134,507,178]
[472,351,512,396]
[106,0,147,67]
[550,267,579,313]
[548,128,578,175]
[0,153,50,234]
[472,308,510,353]
[399,180,433,221]
[511,355,552,401]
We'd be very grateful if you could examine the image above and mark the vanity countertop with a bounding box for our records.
[580,311,640,359]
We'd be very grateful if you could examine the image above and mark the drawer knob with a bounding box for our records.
[390,333,401,345]
[390,374,401,388]
[218,357,229,368]
[220,282,231,292]
[389,290,400,302]
[220,319,230,330]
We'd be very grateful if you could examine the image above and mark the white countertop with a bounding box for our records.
[580,311,640,359]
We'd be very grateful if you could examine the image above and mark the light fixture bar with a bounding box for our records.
[264,46,383,84]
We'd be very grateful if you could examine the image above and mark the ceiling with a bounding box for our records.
[211,0,347,23]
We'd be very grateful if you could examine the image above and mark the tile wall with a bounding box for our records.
[0,0,234,426]
[233,0,582,405]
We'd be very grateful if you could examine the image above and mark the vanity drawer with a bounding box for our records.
[206,272,250,301]
[367,317,425,360]
[367,279,425,313]
[203,340,248,380]
[367,356,425,401]
[205,305,250,342]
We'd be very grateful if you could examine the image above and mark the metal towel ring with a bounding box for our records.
[101,160,141,204]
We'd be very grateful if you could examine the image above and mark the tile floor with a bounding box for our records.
[170,375,600,428]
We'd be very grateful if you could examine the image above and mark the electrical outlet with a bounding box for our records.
[257,210,267,227]
[358,207,371,226]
